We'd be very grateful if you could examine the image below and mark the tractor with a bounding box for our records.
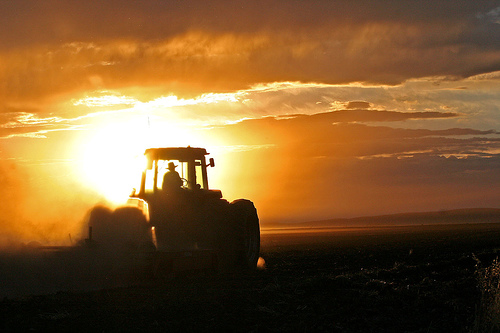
[86,147,260,271]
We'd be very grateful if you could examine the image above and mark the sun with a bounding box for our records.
[80,122,147,205]
[78,116,203,205]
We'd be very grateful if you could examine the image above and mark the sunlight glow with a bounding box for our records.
[147,92,242,108]
[77,111,204,205]
[80,123,147,205]
[70,90,235,205]
[4,112,62,127]
[73,91,244,113]
[74,94,138,107]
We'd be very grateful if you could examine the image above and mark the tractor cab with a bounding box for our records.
[129,147,223,251]
[133,147,217,199]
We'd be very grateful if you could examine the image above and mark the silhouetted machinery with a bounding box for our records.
[86,147,260,273]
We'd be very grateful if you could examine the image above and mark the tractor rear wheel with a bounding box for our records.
[230,199,260,269]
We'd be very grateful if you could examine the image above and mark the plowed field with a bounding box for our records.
[2,223,500,332]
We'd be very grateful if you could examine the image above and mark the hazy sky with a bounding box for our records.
[0,1,499,242]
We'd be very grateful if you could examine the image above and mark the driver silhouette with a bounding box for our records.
[162,162,182,190]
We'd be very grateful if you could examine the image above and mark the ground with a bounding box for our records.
[2,223,500,332]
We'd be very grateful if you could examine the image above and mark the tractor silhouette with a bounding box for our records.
[86,147,260,271]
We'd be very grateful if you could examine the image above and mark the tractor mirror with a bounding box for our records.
[209,158,215,167]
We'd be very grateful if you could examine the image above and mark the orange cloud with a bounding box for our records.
[1,1,499,107]
[201,109,499,222]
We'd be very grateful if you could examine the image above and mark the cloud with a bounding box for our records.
[216,140,500,222]
[213,123,499,221]
[0,1,499,106]
[210,109,480,147]
[302,110,459,123]
[346,101,371,109]
[1,1,498,47]
[0,111,87,139]
[0,74,498,146]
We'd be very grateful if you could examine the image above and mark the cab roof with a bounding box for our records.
[144,147,208,161]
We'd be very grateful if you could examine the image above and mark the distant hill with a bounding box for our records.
[262,208,500,230]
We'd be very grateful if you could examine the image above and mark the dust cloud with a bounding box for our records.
[0,159,104,249]
[0,160,133,298]
[0,202,156,298]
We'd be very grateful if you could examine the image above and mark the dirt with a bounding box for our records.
[2,223,500,332]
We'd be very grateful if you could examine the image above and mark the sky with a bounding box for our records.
[0,1,499,243]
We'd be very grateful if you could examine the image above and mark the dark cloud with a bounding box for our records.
[0,1,499,104]
[209,109,499,203]
[210,108,499,219]
[1,1,497,48]
[211,109,468,146]
[211,111,499,221]
[304,110,460,123]
[346,101,371,109]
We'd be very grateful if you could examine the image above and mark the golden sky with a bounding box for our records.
[0,1,499,242]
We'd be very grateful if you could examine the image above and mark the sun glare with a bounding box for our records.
[78,113,205,205]
[80,123,147,205]
[72,90,227,205]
